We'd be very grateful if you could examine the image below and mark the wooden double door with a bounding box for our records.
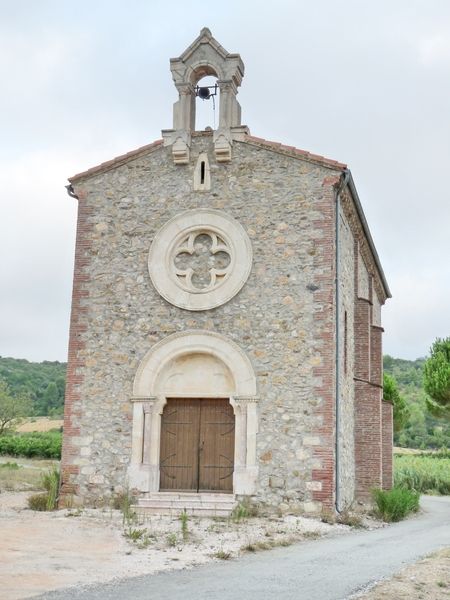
[160,398,235,492]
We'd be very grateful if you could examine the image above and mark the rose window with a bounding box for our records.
[148,209,252,311]
[173,232,231,292]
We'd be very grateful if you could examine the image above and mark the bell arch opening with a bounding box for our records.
[194,75,219,131]
[128,331,258,496]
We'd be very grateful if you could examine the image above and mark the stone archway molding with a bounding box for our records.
[128,331,258,496]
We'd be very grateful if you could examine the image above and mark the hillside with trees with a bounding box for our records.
[0,354,448,448]
[384,355,450,449]
[0,357,66,417]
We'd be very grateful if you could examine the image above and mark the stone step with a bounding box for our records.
[144,492,236,504]
[134,492,237,517]
[135,505,233,517]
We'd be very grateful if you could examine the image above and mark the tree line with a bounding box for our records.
[384,338,450,449]
[0,356,65,418]
[0,337,449,447]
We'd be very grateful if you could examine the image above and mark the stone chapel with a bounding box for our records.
[61,28,392,515]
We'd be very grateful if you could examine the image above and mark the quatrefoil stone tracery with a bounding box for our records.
[173,231,232,292]
[148,209,252,311]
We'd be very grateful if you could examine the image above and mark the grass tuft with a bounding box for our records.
[214,549,231,560]
[27,467,60,511]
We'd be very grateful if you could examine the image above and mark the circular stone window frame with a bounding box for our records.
[148,209,252,311]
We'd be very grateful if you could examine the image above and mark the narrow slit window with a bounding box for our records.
[194,153,210,191]
[200,161,206,185]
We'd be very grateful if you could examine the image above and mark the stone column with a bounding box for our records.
[233,396,258,495]
[233,401,247,470]
[174,83,195,130]
[217,80,239,128]
[213,80,237,162]
[142,400,157,465]
[128,396,157,492]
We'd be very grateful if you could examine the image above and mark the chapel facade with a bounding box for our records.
[60,29,392,515]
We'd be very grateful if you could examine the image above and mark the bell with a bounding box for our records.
[198,86,211,100]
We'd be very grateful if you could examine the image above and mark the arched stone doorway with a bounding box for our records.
[128,331,258,496]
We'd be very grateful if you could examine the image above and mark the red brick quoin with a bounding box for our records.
[60,189,92,504]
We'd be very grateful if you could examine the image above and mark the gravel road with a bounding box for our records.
[34,496,450,600]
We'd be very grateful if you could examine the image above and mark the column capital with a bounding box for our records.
[217,79,239,95]
[234,396,259,405]
[130,396,158,403]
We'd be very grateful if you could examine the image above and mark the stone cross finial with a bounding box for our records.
[162,28,249,164]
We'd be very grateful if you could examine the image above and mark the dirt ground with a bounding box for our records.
[0,491,353,600]
[3,457,443,600]
[355,548,450,600]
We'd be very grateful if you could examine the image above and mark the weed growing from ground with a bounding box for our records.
[166,532,178,547]
[114,489,137,525]
[241,536,297,554]
[179,509,189,542]
[337,510,364,528]
[302,531,321,540]
[320,509,336,525]
[65,508,83,517]
[214,550,231,560]
[231,499,259,523]
[124,526,155,549]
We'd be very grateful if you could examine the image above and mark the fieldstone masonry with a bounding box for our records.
[61,29,392,513]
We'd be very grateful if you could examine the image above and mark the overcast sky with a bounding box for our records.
[1,0,449,362]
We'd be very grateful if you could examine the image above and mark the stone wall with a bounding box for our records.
[61,133,342,512]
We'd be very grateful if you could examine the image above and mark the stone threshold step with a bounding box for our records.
[135,506,233,517]
[137,500,235,509]
[143,493,236,503]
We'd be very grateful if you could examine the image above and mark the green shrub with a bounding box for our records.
[394,454,450,495]
[372,487,420,522]
[0,432,61,459]
[28,492,50,511]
